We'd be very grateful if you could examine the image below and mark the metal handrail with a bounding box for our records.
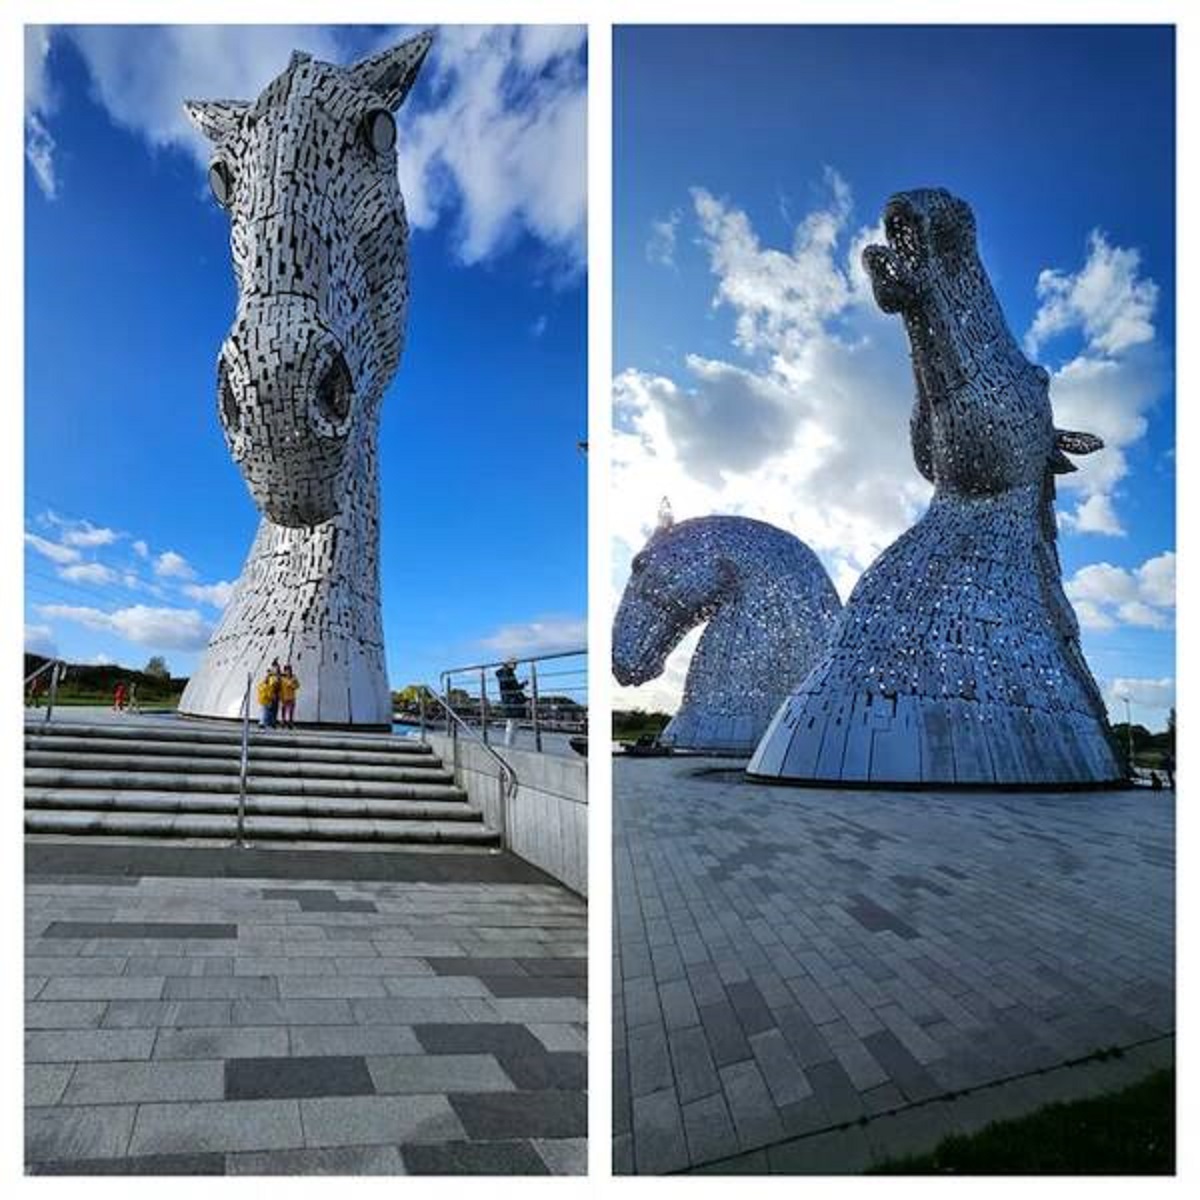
[422,685,517,842]
[25,659,66,724]
[236,672,252,847]
[439,648,585,676]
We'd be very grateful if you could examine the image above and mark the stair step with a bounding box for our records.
[25,751,454,785]
[25,719,430,756]
[25,789,483,821]
[24,769,467,802]
[25,736,442,770]
[25,809,500,844]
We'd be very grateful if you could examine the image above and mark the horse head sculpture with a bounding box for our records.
[178,34,432,726]
[185,33,431,527]
[862,188,1102,497]
[614,509,841,755]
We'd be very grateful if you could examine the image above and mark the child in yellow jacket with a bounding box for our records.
[278,665,300,729]
[257,670,280,729]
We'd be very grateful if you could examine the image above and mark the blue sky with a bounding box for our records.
[24,25,587,689]
[613,25,1175,728]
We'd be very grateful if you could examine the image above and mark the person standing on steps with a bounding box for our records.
[257,667,280,729]
[278,664,299,729]
[113,681,127,713]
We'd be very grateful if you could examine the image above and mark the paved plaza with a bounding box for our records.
[613,757,1174,1173]
[26,841,587,1175]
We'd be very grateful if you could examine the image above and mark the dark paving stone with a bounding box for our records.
[43,921,237,940]
[27,1153,225,1175]
[518,957,587,978]
[450,1091,588,1139]
[29,874,140,887]
[504,1051,588,1092]
[698,1002,752,1066]
[427,958,529,977]
[414,1022,544,1060]
[688,1148,771,1174]
[807,1059,866,1125]
[843,894,919,940]
[259,888,376,914]
[26,842,556,887]
[726,979,775,1036]
[401,1139,550,1175]
[862,1029,942,1103]
[225,1056,374,1100]
[480,975,586,999]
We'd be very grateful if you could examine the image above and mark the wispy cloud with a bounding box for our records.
[25,532,79,565]
[154,550,196,581]
[478,615,586,658]
[36,603,212,651]
[1065,551,1175,631]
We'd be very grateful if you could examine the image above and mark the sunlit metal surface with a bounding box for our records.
[750,188,1121,786]
[613,512,841,755]
[178,35,432,725]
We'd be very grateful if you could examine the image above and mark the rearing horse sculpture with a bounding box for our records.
[178,34,432,726]
[750,188,1121,786]
[613,509,841,755]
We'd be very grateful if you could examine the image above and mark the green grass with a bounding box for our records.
[869,1068,1174,1175]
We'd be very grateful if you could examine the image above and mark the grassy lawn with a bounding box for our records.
[869,1068,1174,1175]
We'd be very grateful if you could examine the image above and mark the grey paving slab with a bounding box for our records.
[532,1137,587,1175]
[26,1063,75,1107]
[226,1055,375,1100]
[41,976,165,1001]
[153,1025,291,1060]
[301,1094,465,1148]
[289,1023,422,1057]
[25,1104,137,1163]
[26,1000,108,1029]
[227,1144,405,1174]
[450,1090,588,1140]
[27,1028,157,1063]
[128,1098,304,1155]
[64,1059,226,1105]
[367,1053,513,1094]
[28,1151,226,1175]
[45,921,238,939]
[162,975,277,999]
[615,757,1172,1173]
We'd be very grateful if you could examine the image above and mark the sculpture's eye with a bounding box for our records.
[208,160,234,208]
[632,553,647,575]
[361,108,396,155]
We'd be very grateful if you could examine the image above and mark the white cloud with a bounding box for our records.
[90,653,114,666]
[1026,231,1158,358]
[132,540,149,559]
[60,522,119,548]
[182,580,236,609]
[24,532,80,565]
[1105,676,1175,714]
[646,210,681,268]
[397,25,586,268]
[36,603,212,651]
[1065,551,1174,630]
[1025,232,1166,536]
[59,562,119,586]
[25,623,57,657]
[614,626,700,713]
[25,26,57,198]
[478,616,586,658]
[32,25,585,270]
[154,550,196,580]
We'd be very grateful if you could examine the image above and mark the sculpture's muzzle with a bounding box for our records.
[217,306,355,527]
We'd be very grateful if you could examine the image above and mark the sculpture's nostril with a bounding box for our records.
[316,351,353,424]
[219,359,238,429]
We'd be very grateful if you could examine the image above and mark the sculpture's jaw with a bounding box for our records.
[862,242,915,313]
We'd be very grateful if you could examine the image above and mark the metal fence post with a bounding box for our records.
[442,673,451,735]
[479,668,489,745]
[530,662,542,752]
[418,690,426,743]
[44,662,62,725]
[236,672,251,848]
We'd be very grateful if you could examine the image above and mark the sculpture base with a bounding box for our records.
[747,691,1124,789]
[661,707,767,757]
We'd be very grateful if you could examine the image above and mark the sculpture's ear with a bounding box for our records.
[1055,428,1104,456]
[346,30,434,111]
[184,99,249,145]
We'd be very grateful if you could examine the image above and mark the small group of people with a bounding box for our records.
[112,681,139,713]
[257,659,300,729]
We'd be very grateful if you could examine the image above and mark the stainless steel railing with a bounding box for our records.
[236,672,252,847]
[25,658,66,725]
[430,649,587,753]
[421,685,517,843]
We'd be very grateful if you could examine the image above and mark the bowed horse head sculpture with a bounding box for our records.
[750,187,1121,786]
[178,34,432,727]
[862,187,1102,499]
[613,507,841,756]
[185,32,432,528]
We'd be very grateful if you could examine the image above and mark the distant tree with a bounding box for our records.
[144,656,170,680]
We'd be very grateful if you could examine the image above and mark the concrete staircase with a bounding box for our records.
[24,718,499,846]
